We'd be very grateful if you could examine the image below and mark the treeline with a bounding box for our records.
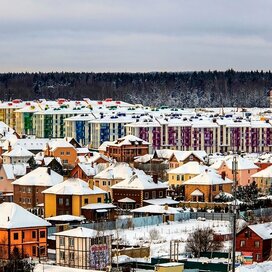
[0,70,271,107]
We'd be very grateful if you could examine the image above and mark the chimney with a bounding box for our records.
[26,166,32,174]
[47,167,51,175]
[153,174,158,184]
[7,216,10,222]
[8,141,12,153]
[88,179,94,190]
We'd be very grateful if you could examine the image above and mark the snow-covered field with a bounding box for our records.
[108,219,232,258]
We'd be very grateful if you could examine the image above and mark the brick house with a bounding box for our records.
[111,170,168,209]
[12,167,63,215]
[105,135,150,163]
[236,223,272,262]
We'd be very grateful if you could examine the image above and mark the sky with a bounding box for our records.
[0,0,272,72]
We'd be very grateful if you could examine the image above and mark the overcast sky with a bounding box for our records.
[1,0,272,72]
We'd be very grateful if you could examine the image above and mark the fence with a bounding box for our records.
[190,212,232,221]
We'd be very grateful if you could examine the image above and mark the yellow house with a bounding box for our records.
[251,165,272,193]
[42,178,107,218]
[168,161,213,187]
[183,170,233,202]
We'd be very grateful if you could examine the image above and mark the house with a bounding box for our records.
[105,135,150,163]
[12,167,63,215]
[2,144,34,164]
[0,202,51,260]
[44,139,78,169]
[81,203,116,222]
[251,165,272,193]
[168,151,207,169]
[236,222,272,262]
[0,163,28,195]
[54,227,112,270]
[42,178,107,218]
[93,163,134,197]
[212,155,259,186]
[168,161,213,188]
[111,170,168,209]
[183,170,233,202]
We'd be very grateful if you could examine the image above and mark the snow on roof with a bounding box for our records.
[0,202,51,229]
[12,167,63,186]
[153,149,174,160]
[98,141,112,152]
[45,139,75,151]
[81,203,116,210]
[2,145,34,157]
[76,147,90,154]
[190,189,204,196]
[77,163,97,177]
[134,154,153,163]
[211,155,259,170]
[54,227,99,238]
[45,215,85,222]
[2,163,28,179]
[111,169,168,190]
[3,138,48,151]
[131,204,180,214]
[183,170,233,185]
[42,178,106,195]
[109,135,150,147]
[94,163,133,180]
[43,156,62,166]
[171,150,206,162]
[251,165,272,178]
[248,222,272,240]
[118,197,136,203]
[167,161,213,175]
[143,198,179,205]
[77,152,110,164]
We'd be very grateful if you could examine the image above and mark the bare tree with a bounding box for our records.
[186,227,223,257]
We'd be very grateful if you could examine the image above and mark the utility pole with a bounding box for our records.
[232,155,238,272]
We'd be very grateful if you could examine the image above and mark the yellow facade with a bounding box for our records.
[168,173,198,187]
[44,194,57,218]
[252,177,272,193]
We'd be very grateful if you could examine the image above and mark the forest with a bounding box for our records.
[0,70,271,107]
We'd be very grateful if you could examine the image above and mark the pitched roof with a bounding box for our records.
[183,170,233,185]
[109,135,150,147]
[251,165,272,178]
[42,178,106,195]
[248,222,272,240]
[54,227,99,238]
[111,169,168,190]
[131,204,180,214]
[12,167,63,186]
[2,163,28,179]
[2,145,34,157]
[94,163,133,180]
[45,215,85,222]
[170,150,207,162]
[0,202,51,229]
[167,161,213,175]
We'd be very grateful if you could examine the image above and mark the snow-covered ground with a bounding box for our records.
[34,264,102,272]
[236,261,272,272]
[108,219,232,258]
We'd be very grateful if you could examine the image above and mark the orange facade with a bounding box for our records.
[45,146,77,167]
[0,227,48,259]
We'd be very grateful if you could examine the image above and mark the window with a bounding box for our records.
[13,233,19,240]
[152,191,156,199]
[69,252,74,261]
[59,237,65,246]
[63,159,68,164]
[219,184,223,191]
[240,240,246,247]
[40,231,46,238]
[27,187,32,193]
[66,152,70,155]
[32,246,36,256]
[245,231,251,238]
[254,241,260,248]
[145,192,149,199]
[69,238,74,247]
[108,181,111,186]
[256,253,261,261]
[177,175,180,181]
[84,198,89,204]
[60,152,64,155]
[103,181,107,186]
[60,251,65,260]
[212,185,217,191]
[58,198,63,205]
[159,191,163,198]
[32,231,36,239]
[97,197,102,203]
[65,198,70,206]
